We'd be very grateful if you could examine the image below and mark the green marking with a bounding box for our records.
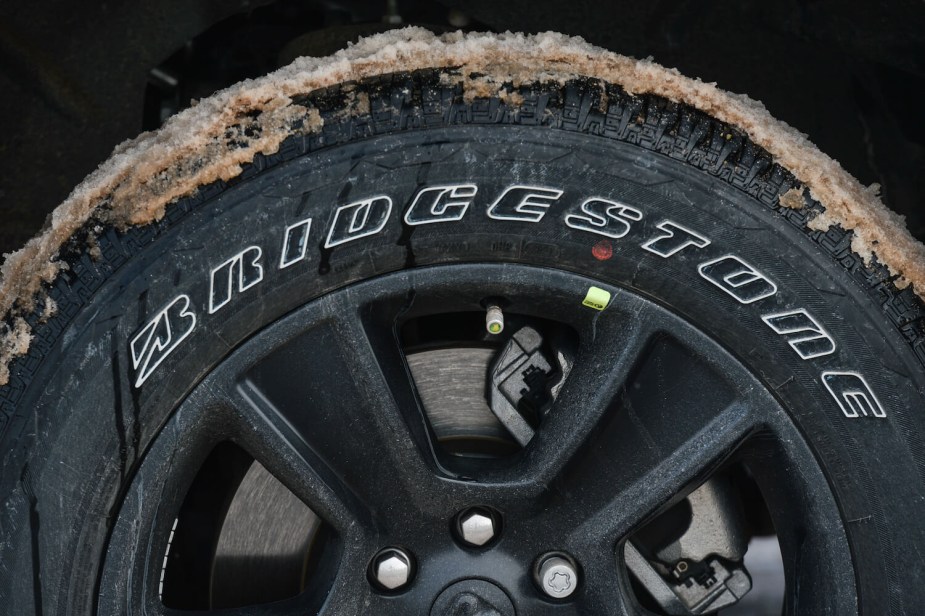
[582,286,611,311]
[488,322,502,334]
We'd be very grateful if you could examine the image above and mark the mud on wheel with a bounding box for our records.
[2,30,925,615]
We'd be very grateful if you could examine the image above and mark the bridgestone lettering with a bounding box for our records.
[209,246,265,314]
[130,295,197,388]
[564,198,643,239]
[486,185,562,222]
[124,182,888,419]
[698,256,778,305]
[280,218,313,269]
[641,221,711,258]
[324,196,393,248]
[404,184,478,226]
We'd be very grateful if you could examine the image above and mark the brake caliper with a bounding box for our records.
[487,326,572,446]
[625,476,754,614]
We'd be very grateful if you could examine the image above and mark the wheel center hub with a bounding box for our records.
[431,579,516,616]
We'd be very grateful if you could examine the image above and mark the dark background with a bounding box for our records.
[1,0,923,258]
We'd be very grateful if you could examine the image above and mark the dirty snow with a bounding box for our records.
[778,187,805,210]
[0,318,32,386]
[1,28,924,384]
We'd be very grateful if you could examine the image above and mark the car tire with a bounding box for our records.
[1,30,924,615]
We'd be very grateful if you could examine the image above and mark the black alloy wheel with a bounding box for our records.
[101,265,842,614]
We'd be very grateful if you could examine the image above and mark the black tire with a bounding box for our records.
[2,36,925,615]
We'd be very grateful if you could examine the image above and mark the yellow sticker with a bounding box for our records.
[582,286,611,311]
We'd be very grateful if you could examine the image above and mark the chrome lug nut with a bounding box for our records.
[458,508,497,547]
[370,547,414,591]
[537,553,579,599]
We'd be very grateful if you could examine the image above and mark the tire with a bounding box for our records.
[1,31,924,615]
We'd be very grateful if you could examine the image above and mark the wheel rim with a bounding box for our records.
[99,264,854,615]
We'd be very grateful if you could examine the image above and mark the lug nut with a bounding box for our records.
[537,553,579,599]
[370,547,414,591]
[457,508,498,547]
[486,305,504,335]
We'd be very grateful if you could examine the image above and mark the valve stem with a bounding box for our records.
[486,305,504,335]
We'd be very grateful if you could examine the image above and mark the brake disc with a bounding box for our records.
[407,347,513,447]
[211,461,321,608]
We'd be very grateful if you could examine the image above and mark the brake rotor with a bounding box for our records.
[406,347,513,446]
[211,460,321,608]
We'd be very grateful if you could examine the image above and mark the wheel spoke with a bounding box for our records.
[217,292,440,530]
[573,547,636,616]
[525,329,769,546]
[566,398,759,547]
[506,302,661,486]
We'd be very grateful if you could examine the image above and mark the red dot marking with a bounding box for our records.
[592,240,613,261]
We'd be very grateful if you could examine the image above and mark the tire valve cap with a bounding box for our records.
[486,305,504,335]
[537,553,579,599]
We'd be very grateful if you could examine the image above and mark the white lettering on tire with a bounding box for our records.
[324,195,393,248]
[126,181,890,419]
[130,295,197,388]
[279,217,313,269]
[762,309,836,360]
[404,184,478,225]
[486,185,563,222]
[564,197,643,239]
[698,255,778,304]
[642,221,711,258]
[209,246,264,314]
[822,372,887,418]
